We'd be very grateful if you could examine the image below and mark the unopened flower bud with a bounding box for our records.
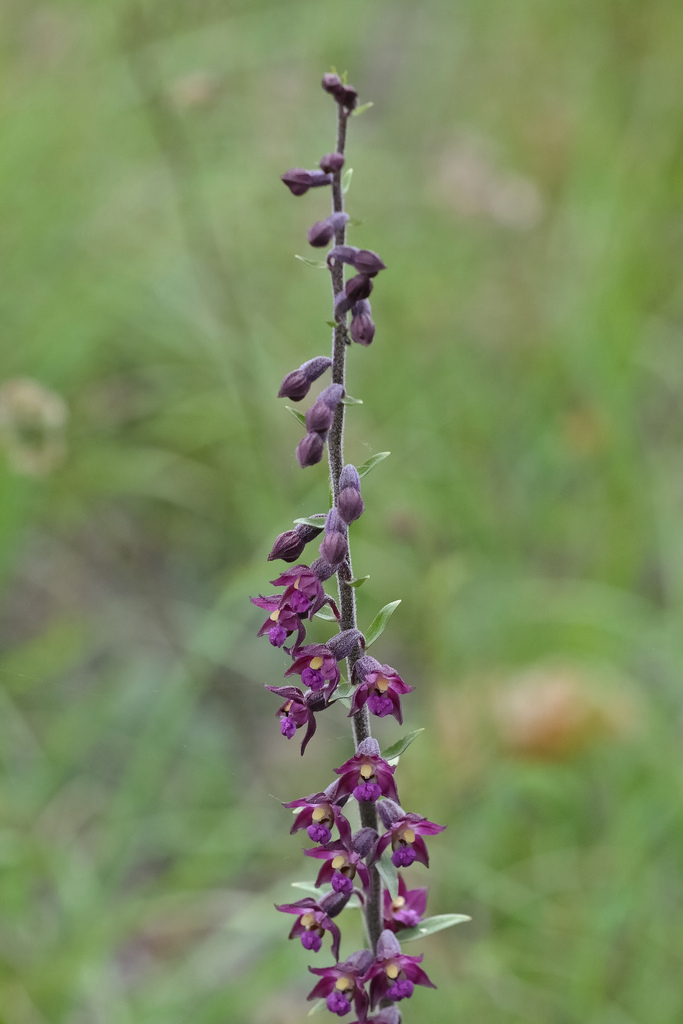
[278,356,332,401]
[327,627,364,660]
[319,889,350,918]
[296,432,325,467]
[320,152,345,173]
[350,299,375,346]
[320,530,348,567]
[345,274,374,304]
[306,401,334,434]
[352,249,386,276]
[378,799,404,829]
[267,520,324,562]
[351,827,378,859]
[317,383,344,412]
[339,85,358,110]
[338,486,365,523]
[307,212,349,248]
[321,72,343,95]
[311,557,336,581]
[281,168,333,196]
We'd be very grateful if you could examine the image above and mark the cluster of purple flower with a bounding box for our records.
[251,71,446,1022]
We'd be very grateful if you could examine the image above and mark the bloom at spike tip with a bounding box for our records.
[362,929,436,1008]
[350,656,414,724]
[334,737,399,804]
[375,801,446,868]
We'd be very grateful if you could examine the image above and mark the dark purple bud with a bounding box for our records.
[301,931,323,952]
[297,432,325,468]
[311,557,336,582]
[307,212,350,247]
[281,168,333,196]
[320,152,345,173]
[320,531,348,567]
[346,274,374,304]
[351,827,378,859]
[305,690,328,713]
[358,737,381,758]
[339,465,361,492]
[332,872,353,895]
[306,401,334,434]
[321,72,344,95]
[327,245,359,267]
[350,300,376,346]
[327,628,364,660]
[278,356,332,401]
[319,889,351,918]
[378,799,404,829]
[337,464,364,524]
[339,85,358,110]
[267,522,324,562]
[352,249,386,276]
[317,383,344,411]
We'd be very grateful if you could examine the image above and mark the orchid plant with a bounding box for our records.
[252,71,468,1021]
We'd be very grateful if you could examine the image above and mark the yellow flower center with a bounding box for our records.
[386,963,400,979]
[335,977,352,991]
[376,675,390,692]
[311,807,327,822]
[392,896,406,910]
[360,763,374,780]
[310,657,324,670]
[331,855,346,870]
[403,828,416,844]
[294,579,301,589]
[284,701,292,712]
[300,913,315,928]
[269,610,280,621]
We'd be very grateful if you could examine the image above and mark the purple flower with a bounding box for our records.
[308,950,373,1020]
[334,738,399,803]
[270,564,327,619]
[304,836,374,896]
[349,300,375,346]
[267,520,325,563]
[328,246,386,277]
[266,684,329,754]
[250,594,306,648]
[308,212,349,247]
[337,464,364,524]
[278,356,332,402]
[286,643,341,698]
[320,152,345,173]
[275,893,345,959]
[281,168,333,196]
[362,929,436,1008]
[375,802,446,868]
[348,1010,402,1024]
[283,787,352,846]
[383,875,428,932]
[349,657,414,724]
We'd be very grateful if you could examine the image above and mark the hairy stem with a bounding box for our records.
[326,102,382,955]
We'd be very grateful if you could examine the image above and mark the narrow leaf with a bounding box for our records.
[357,451,390,478]
[308,998,327,1016]
[315,608,337,621]
[342,168,353,194]
[381,728,425,765]
[333,681,355,701]
[285,406,306,427]
[351,101,374,117]
[326,320,337,328]
[365,599,401,648]
[376,851,399,900]
[399,914,471,943]
[295,254,327,269]
[293,516,326,529]
[341,394,363,405]
[349,576,370,588]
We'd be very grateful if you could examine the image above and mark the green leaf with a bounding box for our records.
[293,516,326,529]
[351,101,374,117]
[365,600,401,648]
[381,728,425,766]
[376,851,399,900]
[315,608,338,621]
[290,881,323,895]
[333,681,355,701]
[308,998,327,1016]
[342,168,353,194]
[326,320,337,328]
[399,914,472,943]
[295,254,327,269]
[341,394,363,405]
[349,576,370,588]
[357,451,390,478]
[285,406,306,427]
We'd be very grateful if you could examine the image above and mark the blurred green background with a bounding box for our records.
[1,0,683,1021]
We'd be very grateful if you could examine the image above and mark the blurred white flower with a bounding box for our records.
[0,378,68,476]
